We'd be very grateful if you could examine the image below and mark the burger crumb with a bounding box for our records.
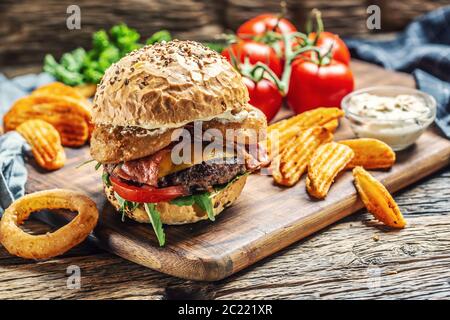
[372,234,380,242]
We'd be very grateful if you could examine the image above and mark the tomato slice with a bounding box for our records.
[110,176,188,203]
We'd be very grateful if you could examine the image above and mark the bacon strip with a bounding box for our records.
[111,149,170,186]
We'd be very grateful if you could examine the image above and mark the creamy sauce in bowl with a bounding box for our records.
[342,88,436,151]
[347,93,430,121]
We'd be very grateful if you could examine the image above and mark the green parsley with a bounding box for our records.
[44,24,172,85]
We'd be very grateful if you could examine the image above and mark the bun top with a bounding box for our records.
[92,40,249,128]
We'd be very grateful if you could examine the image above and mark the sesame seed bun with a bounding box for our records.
[90,104,267,164]
[104,175,247,225]
[92,40,249,129]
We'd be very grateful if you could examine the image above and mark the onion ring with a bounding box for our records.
[0,189,98,259]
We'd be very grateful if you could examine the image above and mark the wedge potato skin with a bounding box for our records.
[340,138,395,169]
[306,142,354,199]
[353,166,406,228]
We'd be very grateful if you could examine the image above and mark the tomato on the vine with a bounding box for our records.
[237,14,297,39]
[243,76,282,122]
[222,41,283,77]
[287,58,354,114]
[308,31,350,65]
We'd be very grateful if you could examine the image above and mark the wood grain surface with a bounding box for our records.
[17,61,450,282]
[1,0,447,66]
[1,61,450,298]
[1,169,449,299]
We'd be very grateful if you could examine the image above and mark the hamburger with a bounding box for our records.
[90,40,267,245]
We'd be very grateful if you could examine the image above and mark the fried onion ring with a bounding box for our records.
[0,189,98,259]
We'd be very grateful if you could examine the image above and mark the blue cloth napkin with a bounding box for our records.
[0,132,31,215]
[345,6,450,138]
[0,72,54,215]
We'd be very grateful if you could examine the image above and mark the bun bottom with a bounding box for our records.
[104,175,247,225]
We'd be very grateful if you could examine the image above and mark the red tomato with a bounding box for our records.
[243,77,282,122]
[308,31,351,65]
[222,41,283,77]
[110,176,187,203]
[237,14,297,38]
[287,59,354,113]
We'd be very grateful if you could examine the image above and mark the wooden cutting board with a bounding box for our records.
[25,61,450,281]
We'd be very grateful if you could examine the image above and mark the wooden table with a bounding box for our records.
[1,62,450,300]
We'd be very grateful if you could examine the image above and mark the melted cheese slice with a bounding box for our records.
[158,145,235,178]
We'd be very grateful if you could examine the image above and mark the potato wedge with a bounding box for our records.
[353,166,406,228]
[340,138,395,169]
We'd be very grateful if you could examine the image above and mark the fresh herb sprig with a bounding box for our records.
[44,24,172,85]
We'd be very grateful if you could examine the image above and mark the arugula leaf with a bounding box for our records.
[102,172,111,187]
[169,174,248,221]
[75,159,96,169]
[114,192,139,222]
[144,203,166,246]
[193,193,215,221]
[170,195,195,207]
[114,192,127,222]
[170,192,214,221]
[214,172,248,193]
[95,162,102,170]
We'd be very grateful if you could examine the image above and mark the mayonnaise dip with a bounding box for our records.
[347,93,429,120]
[344,92,434,151]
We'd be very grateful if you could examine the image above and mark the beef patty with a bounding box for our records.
[158,159,246,192]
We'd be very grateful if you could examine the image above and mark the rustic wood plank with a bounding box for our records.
[1,168,449,299]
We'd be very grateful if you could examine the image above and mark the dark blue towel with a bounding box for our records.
[345,6,450,138]
[0,132,30,215]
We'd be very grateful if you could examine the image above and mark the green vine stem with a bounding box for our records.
[227,8,331,97]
